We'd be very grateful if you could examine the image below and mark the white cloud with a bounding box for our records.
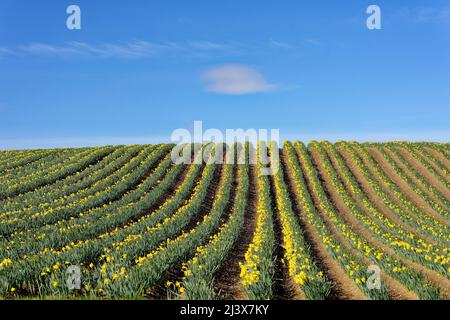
[0,39,321,61]
[0,47,11,54]
[203,64,277,95]
[0,47,14,58]
[302,38,322,46]
[188,40,231,50]
[269,40,293,49]
[18,41,182,59]
[414,7,450,23]
[395,6,450,24]
[1,40,235,60]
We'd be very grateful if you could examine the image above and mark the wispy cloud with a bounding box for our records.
[269,40,293,49]
[395,6,450,24]
[19,41,179,58]
[0,48,12,54]
[269,39,322,49]
[414,7,450,23]
[188,40,232,50]
[25,41,193,58]
[0,47,14,58]
[302,38,322,46]
[0,40,238,60]
[0,38,325,61]
[203,64,278,95]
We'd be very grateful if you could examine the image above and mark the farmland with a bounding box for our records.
[0,141,449,300]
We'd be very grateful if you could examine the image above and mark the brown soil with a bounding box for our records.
[309,147,450,299]
[267,166,305,300]
[329,146,438,246]
[4,149,180,245]
[368,147,449,226]
[308,147,418,300]
[384,147,446,207]
[395,146,450,200]
[148,163,226,299]
[214,164,258,300]
[414,149,450,184]
[423,147,450,171]
[103,148,172,202]
[115,154,197,232]
[338,145,450,232]
[280,150,364,300]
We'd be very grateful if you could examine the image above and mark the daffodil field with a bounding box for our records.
[0,141,449,300]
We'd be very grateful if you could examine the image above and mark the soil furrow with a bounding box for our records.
[395,146,450,200]
[326,146,438,246]
[294,147,367,300]
[368,147,449,226]
[383,147,447,208]
[214,164,256,300]
[309,147,449,299]
[424,147,450,170]
[414,149,450,184]
[148,163,225,299]
[267,158,304,300]
[280,150,352,300]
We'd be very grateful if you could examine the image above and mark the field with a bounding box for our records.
[0,141,449,300]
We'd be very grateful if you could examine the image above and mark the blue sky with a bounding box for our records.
[0,0,449,149]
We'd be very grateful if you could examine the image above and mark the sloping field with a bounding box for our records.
[0,141,449,300]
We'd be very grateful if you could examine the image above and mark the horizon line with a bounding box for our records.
[1,130,449,150]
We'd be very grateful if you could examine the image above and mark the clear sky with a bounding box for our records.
[0,0,449,149]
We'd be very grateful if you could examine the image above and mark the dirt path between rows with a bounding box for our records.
[414,149,450,184]
[281,150,364,300]
[331,147,438,246]
[149,163,226,299]
[423,147,450,171]
[309,148,450,299]
[308,147,418,300]
[368,147,449,226]
[383,147,446,208]
[395,146,450,201]
[268,149,304,300]
[214,164,258,300]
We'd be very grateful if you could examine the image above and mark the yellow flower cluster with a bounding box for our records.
[239,143,274,292]
[337,143,450,274]
[346,142,450,245]
[270,142,326,292]
[290,142,367,283]
[239,193,268,287]
[0,258,12,268]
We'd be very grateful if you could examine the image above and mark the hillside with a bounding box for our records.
[0,141,449,300]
